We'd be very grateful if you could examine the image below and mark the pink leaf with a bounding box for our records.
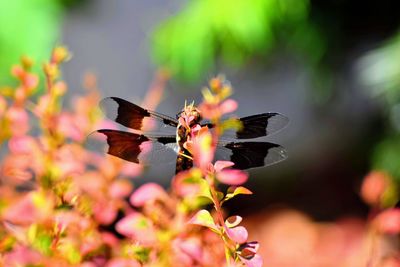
[240,254,263,267]
[172,169,202,197]
[93,201,118,225]
[174,238,203,264]
[192,128,215,171]
[226,226,248,244]
[105,258,141,267]
[8,136,37,154]
[129,183,166,207]
[3,245,42,266]
[6,106,29,136]
[220,99,238,114]
[109,179,133,199]
[3,192,52,225]
[214,160,235,172]
[120,162,143,177]
[115,213,157,245]
[217,169,248,185]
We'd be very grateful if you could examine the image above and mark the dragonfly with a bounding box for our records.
[90,97,288,173]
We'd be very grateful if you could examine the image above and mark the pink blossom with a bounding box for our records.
[129,182,167,207]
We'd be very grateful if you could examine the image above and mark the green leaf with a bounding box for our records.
[197,178,214,202]
[223,186,253,204]
[372,137,400,182]
[151,0,318,82]
[188,209,219,233]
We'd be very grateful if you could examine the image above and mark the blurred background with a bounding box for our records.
[1,0,399,264]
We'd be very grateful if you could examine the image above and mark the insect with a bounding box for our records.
[91,97,288,173]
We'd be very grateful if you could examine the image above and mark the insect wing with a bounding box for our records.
[236,113,288,139]
[87,129,178,165]
[216,141,287,170]
[100,97,179,131]
[204,113,288,139]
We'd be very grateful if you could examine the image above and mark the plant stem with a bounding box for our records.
[208,174,235,266]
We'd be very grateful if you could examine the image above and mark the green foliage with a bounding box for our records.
[0,0,63,86]
[358,32,400,104]
[358,31,400,183]
[152,0,324,82]
[372,136,400,183]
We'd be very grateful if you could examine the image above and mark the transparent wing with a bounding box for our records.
[86,129,178,166]
[215,140,287,170]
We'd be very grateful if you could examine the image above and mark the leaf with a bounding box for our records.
[239,253,263,267]
[225,226,248,244]
[216,169,248,185]
[116,213,157,245]
[223,186,253,203]
[188,209,219,232]
[225,215,243,228]
[197,178,214,202]
[129,182,166,207]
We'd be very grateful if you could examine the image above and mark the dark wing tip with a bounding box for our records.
[236,112,289,139]
[225,141,287,170]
